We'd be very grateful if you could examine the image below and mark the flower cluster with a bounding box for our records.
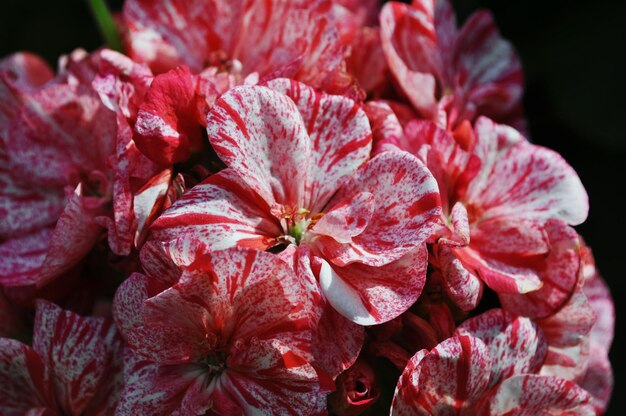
[0,0,614,415]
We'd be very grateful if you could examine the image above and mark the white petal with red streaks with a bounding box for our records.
[32,300,117,415]
[391,335,492,415]
[319,246,427,325]
[123,0,244,73]
[133,169,173,248]
[0,178,65,239]
[320,151,441,267]
[0,228,52,287]
[483,374,594,415]
[150,168,281,251]
[116,349,200,416]
[435,244,483,311]
[456,309,547,386]
[499,220,581,318]
[380,2,440,119]
[222,338,329,415]
[207,85,310,207]
[297,245,363,379]
[264,78,372,211]
[466,118,588,225]
[7,83,116,188]
[0,339,51,415]
[236,2,344,89]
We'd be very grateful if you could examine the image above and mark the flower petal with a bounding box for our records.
[391,335,492,415]
[320,151,441,267]
[0,338,51,415]
[33,300,121,415]
[466,118,588,226]
[456,309,547,386]
[150,168,281,251]
[319,246,427,325]
[134,66,205,165]
[263,78,372,212]
[123,0,245,73]
[207,85,310,207]
[483,374,594,415]
[380,1,440,119]
[499,220,582,318]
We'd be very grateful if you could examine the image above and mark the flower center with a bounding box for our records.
[201,350,228,375]
[272,206,324,246]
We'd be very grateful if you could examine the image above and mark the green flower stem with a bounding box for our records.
[87,0,123,51]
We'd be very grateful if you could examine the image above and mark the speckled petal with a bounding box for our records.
[483,374,594,415]
[319,245,428,325]
[391,335,491,415]
[456,309,547,386]
[206,85,310,207]
[33,300,121,416]
[319,151,441,267]
[0,338,51,415]
[263,78,372,212]
[466,118,588,226]
[149,168,281,251]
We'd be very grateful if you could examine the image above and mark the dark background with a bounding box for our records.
[1,0,624,413]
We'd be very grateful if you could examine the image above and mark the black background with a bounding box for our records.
[1,0,624,413]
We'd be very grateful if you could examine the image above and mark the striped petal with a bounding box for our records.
[263,78,372,212]
[32,300,121,416]
[380,1,441,119]
[318,151,441,267]
[455,10,523,124]
[466,118,588,226]
[123,0,245,73]
[391,335,491,415]
[206,85,310,208]
[319,246,428,325]
[150,168,281,251]
[0,338,51,415]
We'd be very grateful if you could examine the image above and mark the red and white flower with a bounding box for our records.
[113,246,330,415]
[149,79,442,326]
[380,0,524,131]
[0,300,122,415]
[392,309,595,415]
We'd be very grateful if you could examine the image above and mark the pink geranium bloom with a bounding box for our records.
[538,244,615,413]
[122,0,345,90]
[383,117,587,314]
[0,300,122,415]
[392,309,595,415]
[380,0,524,131]
[113,246,331,415]
[0,51,116,302]
[148,78,442,326]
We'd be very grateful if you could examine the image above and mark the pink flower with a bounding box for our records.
[383,117,587,315]
[328,358,380,416]
[0,300,122,415]
[113,246,331,415]
[122,0,345,90]
[148,78,442,326]
[0,51,116,302]
[380,0,524,131]
[392,309,595,415]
